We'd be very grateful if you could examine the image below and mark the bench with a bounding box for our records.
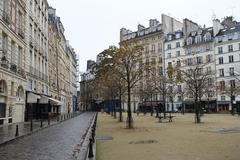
[158,116,164,123]
[158,115,175,122]
[167,115,176,122]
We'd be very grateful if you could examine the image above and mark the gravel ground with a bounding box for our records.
[97,112,240,160]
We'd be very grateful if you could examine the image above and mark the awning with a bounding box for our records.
[39,96,49,104]
[49,97,63,106]
[27,92,41,103]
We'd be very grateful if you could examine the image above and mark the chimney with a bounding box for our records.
[213,19,224,36]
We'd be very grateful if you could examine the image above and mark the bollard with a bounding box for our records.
[48,117,50,125]
[40,119,43,128]
[15,125,19,137]
[92,130,95,143]
[88,138,94,158]
[30,119,33,131]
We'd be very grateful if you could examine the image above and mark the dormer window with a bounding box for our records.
[187,37,192,45]
[195,35,202,43]
[198,30,202,35]
[168,35,172,41]
[204,32,211,41]
[191,32,196,36]
[176,33,181,39]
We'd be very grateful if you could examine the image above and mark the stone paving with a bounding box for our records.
[0,112,94,160]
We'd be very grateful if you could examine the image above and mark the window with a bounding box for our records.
[167,44,171,50]
[208,78,213,86]
[229,67,234,76]
[220,81,225,91]
[195,35,202,43]
[167,53,171,58]
[158,43,162,52]
[0,104,6,118]
[206,54,212,63]
[187,37,192,45]
[11,82,14,96]
[204,32,211,41]
[177,61,181,67]
[176,51,180,57]
[218,47,223,54]
[187,48,191,55]
[177,96,182,101]
[219,57,223,64]
[221,96,226,101]
[228,45,233,52]
[219,69,224,77]
[207,67,212,74]
[229,55,234,63]
[159,57,162,63]
[187,58,192,66]
[151,44,155,53]
[177,85,182,93]
[230,80,235,89]
[176,42,180,48]
[145,46,149,54]
[239,43,240,50]
[196,57,202,64]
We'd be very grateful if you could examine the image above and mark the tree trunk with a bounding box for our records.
[127,83,133,128]
[195,98,201,123]
[119,94,123,122]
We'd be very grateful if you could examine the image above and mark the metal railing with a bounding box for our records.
[0,9,11,25]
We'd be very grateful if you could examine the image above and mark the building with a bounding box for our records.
[120,14,182,111]
[215,20,240,112]
[79,60,96,111]
[67,42,78,112]
[24,0,50,120]
[48,7,77,115]
[164,30,185,111]
[0,0,27,125]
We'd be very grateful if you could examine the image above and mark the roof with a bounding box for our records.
[216,25,240,36]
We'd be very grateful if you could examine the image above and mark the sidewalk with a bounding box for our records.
[0,112,81,145]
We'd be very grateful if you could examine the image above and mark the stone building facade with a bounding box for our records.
[0,0,27,125]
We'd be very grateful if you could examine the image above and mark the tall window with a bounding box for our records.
[230,80,235,89]
[229,67,234,76]
[176,51,180,57]
[228,45,233,52]
[196,56,202,64]
[167,53,171,58]
[176,42,180,48]
[220,81,225,91]
[219,57,223,64]
[18,47,22,68]
[229,55,234,63]
[219,69,224,77]
[158,43,162,52]
[167,44,171,50]
[151,44,155,53]
[218,47,223,54]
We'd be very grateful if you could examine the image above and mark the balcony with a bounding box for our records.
[29,36,34,46]
[0,56,9,69]
[1,10,11,25]
[18,27,25,39]
[10,63,17,72]
[0,56,26,78]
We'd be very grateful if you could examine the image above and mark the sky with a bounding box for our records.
[48,0,240,72]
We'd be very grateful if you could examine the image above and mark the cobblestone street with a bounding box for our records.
[0,112,94,160]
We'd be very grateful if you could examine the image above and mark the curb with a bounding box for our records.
[0,113,82,146]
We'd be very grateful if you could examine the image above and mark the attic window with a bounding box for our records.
[230,27,236,30]
[191,32,196,36]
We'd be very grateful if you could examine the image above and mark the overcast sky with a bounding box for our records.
[48,0,240,71]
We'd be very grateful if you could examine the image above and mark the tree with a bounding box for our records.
[95,43,144,127]
[179,64,213,123]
